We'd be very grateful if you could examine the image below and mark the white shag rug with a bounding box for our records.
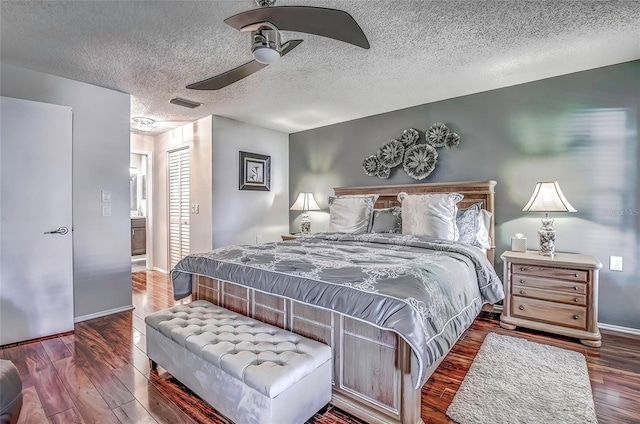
[446,333,597,424]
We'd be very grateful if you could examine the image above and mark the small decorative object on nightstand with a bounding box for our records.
[522,181,576,256]
[500,250,603,347]
[281,234,302,241]
[290,192,320,234]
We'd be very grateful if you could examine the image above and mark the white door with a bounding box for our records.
[168,148,190,270]
[0,96,74,345]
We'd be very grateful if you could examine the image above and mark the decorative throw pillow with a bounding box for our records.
[328,195,379,233]
[398,192,463,240]
[371,207,402,233]
[457,203,482,245]
[456,202,492,249]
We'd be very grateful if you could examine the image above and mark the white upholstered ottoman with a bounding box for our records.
[145,300,332,424]
[0,360,23,424]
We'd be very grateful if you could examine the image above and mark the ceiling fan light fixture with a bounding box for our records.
[251,27,281,64]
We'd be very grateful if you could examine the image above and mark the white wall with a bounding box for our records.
[1,63,132,319]
[131,133,154,152]
[149,115,289,271]
[211,116,289,247]
[151,116,213,271]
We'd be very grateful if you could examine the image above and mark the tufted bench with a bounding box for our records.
[145,300,332,424]
[0,359,23,424]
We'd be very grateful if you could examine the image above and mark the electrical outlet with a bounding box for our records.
[609,256,623,272]
[256,235,262,244]
[191,204,199,214]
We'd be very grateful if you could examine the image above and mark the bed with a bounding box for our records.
[171,180,504,424]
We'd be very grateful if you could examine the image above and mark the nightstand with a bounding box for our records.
[500,251,603,347]
[281,234,303,241]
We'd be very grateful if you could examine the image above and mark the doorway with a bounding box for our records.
[130,152,150,272]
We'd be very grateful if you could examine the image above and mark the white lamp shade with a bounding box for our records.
[522,181,577,213]
[290,192,321,211]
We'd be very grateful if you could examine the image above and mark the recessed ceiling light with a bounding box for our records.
[131,117,156,131]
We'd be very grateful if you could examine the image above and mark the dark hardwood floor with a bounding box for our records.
[2,271,638,423]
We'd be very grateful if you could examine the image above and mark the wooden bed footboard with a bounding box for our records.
[193,275,424,424]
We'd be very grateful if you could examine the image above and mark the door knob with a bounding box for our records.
[44,226,69,235]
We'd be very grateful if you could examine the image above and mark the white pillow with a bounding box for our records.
[329,195,379,233]
[477,209,492,249]
[398,192,463,240]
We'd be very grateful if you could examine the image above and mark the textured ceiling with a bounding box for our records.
[1,1,639,135]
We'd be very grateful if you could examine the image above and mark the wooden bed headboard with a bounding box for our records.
[333,180,497,265]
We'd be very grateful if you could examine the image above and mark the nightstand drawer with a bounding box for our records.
[511,264,588,282]
[512,286,587,306]
[512,296,587,330]
[513,275,586,294]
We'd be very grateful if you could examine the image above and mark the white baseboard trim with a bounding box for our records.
[152,267,168,274]
[598,322,640,336]
[74,305,135,323]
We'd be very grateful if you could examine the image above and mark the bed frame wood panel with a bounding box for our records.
[191,180,497,424]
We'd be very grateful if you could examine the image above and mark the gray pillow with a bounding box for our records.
[328,195,379,233]
[371,207,402,233]
[398,192,463,240]
[456,202,492,249]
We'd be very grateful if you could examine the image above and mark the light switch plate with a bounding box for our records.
[101,204,112,217]
[609,256,623,272]
[101,190,112,202]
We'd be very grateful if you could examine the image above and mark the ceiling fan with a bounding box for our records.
[186,0,370,91]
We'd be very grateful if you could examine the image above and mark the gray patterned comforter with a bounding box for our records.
[171,233,504,388]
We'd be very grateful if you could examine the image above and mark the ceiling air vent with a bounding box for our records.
[169,97,202,109]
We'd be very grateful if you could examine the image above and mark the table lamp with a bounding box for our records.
[522,181,577,256]
[290,192,320,234]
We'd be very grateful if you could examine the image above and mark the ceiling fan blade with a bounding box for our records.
[186,39,303,91]
[187,61,267,90]
[225,6,370,49]
[281,39,303,54]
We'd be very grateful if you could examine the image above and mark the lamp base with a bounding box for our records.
[538,216,555,256]
[300,212,311,235]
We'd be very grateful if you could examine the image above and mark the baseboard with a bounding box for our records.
[598,322,640,337]
[152,267,168,274]
[74,305,134,323]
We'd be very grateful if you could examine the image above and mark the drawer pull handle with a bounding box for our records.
[572,314,579,320]
[574,273,579,277]
[519,279,525,284]
[573,286,578,291]
[520,267,526,271]
[519,305,524,310]
[519,290,525,295]
[574,297,579,302]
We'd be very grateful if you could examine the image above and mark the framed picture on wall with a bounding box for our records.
[239,151,271,191]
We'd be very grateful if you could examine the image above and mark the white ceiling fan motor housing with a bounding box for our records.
[251,26,282,64]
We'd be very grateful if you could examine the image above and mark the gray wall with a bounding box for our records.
[290,60,640,330]
[211,116,289,248]
[1,63,133,319]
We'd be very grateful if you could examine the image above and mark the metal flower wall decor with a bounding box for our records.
[361,122,461,180]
